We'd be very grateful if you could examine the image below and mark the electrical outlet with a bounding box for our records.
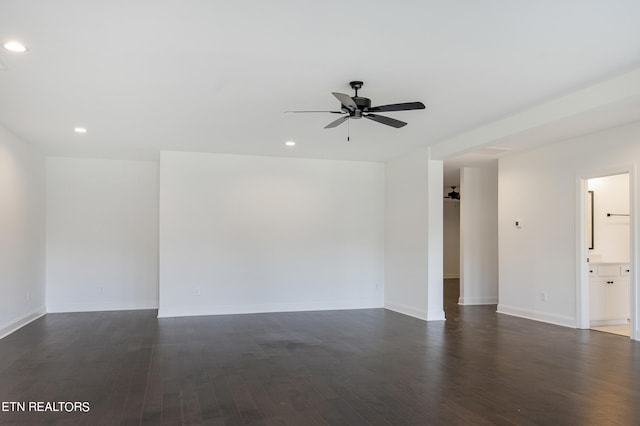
[540,292,547,302]
[195,287,201,296]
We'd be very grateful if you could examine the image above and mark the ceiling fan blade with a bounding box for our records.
[285,110,345,114]
[368,102,426,112]
[324,116,349,129]
[364,114,407,128]
[332,92,358,111]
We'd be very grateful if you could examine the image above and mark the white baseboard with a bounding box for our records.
[0,306,46,339]
[427,309,446,321]
[47,302,158,314]
[459,296,498,305]
[497,304,576,328]
[384,301,427,321]
[443,274,460,279]
[158,299,382,318]
[590,319,629,327]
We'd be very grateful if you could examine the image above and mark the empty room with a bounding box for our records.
[1,1,640,424]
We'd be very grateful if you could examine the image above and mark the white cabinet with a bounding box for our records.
[589,263,630,326]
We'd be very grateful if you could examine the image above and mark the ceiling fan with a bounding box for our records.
[444,186,460,200]
[286,81,425,129]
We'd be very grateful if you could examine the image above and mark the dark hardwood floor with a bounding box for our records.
[1,280,639,425]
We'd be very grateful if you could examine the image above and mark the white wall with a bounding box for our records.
[588,173,630,262]
[443,200,460,278]
[385,147,445,321]
[459,165,498,305]
[498,121,640,332]
[46,158,159,312]
[0,126,46,338]
[385,149,428,318]
[426,160,445,320]
[158,151,384,317]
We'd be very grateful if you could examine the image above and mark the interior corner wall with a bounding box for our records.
[46,158,159,313]
[459,165,498,305]
[384,147,444,321]
[0,126,46,338]
[443,201,460,278]
[426,159,445,320]
[498,121,640,330]
[158,151,384,318]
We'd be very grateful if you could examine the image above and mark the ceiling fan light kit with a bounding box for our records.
[287,80,426,130]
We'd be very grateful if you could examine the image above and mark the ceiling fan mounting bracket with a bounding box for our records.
[349,80,364,96]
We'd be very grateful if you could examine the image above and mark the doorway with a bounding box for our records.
[577,170,636,340]
[443,192,460,313]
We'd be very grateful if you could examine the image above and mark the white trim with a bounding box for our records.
[158,300,382,318]
[426,309,446,321]
[0,306,46,339]
[459,296,498,305]
[443,274,460,279]
[630,164,638,341]
[384,301,427,321]
[575,176,590,329]
[497,304,576,328]
[47,303,159,314]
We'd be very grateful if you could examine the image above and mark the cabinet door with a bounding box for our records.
[590,279,629,322]
[590,279,607,320]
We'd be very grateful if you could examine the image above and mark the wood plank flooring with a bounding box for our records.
[1,281,639,425]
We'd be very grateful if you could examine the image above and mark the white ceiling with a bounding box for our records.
[1,1,640,162]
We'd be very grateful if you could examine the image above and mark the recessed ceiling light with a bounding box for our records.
[285,141,296,147]
[3,41,28,53]
[74,127,87,134]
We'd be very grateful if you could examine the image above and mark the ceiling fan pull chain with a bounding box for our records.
[347,117,350,141]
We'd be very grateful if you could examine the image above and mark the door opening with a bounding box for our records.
[443,192,460,314]
[577,170,636,340]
